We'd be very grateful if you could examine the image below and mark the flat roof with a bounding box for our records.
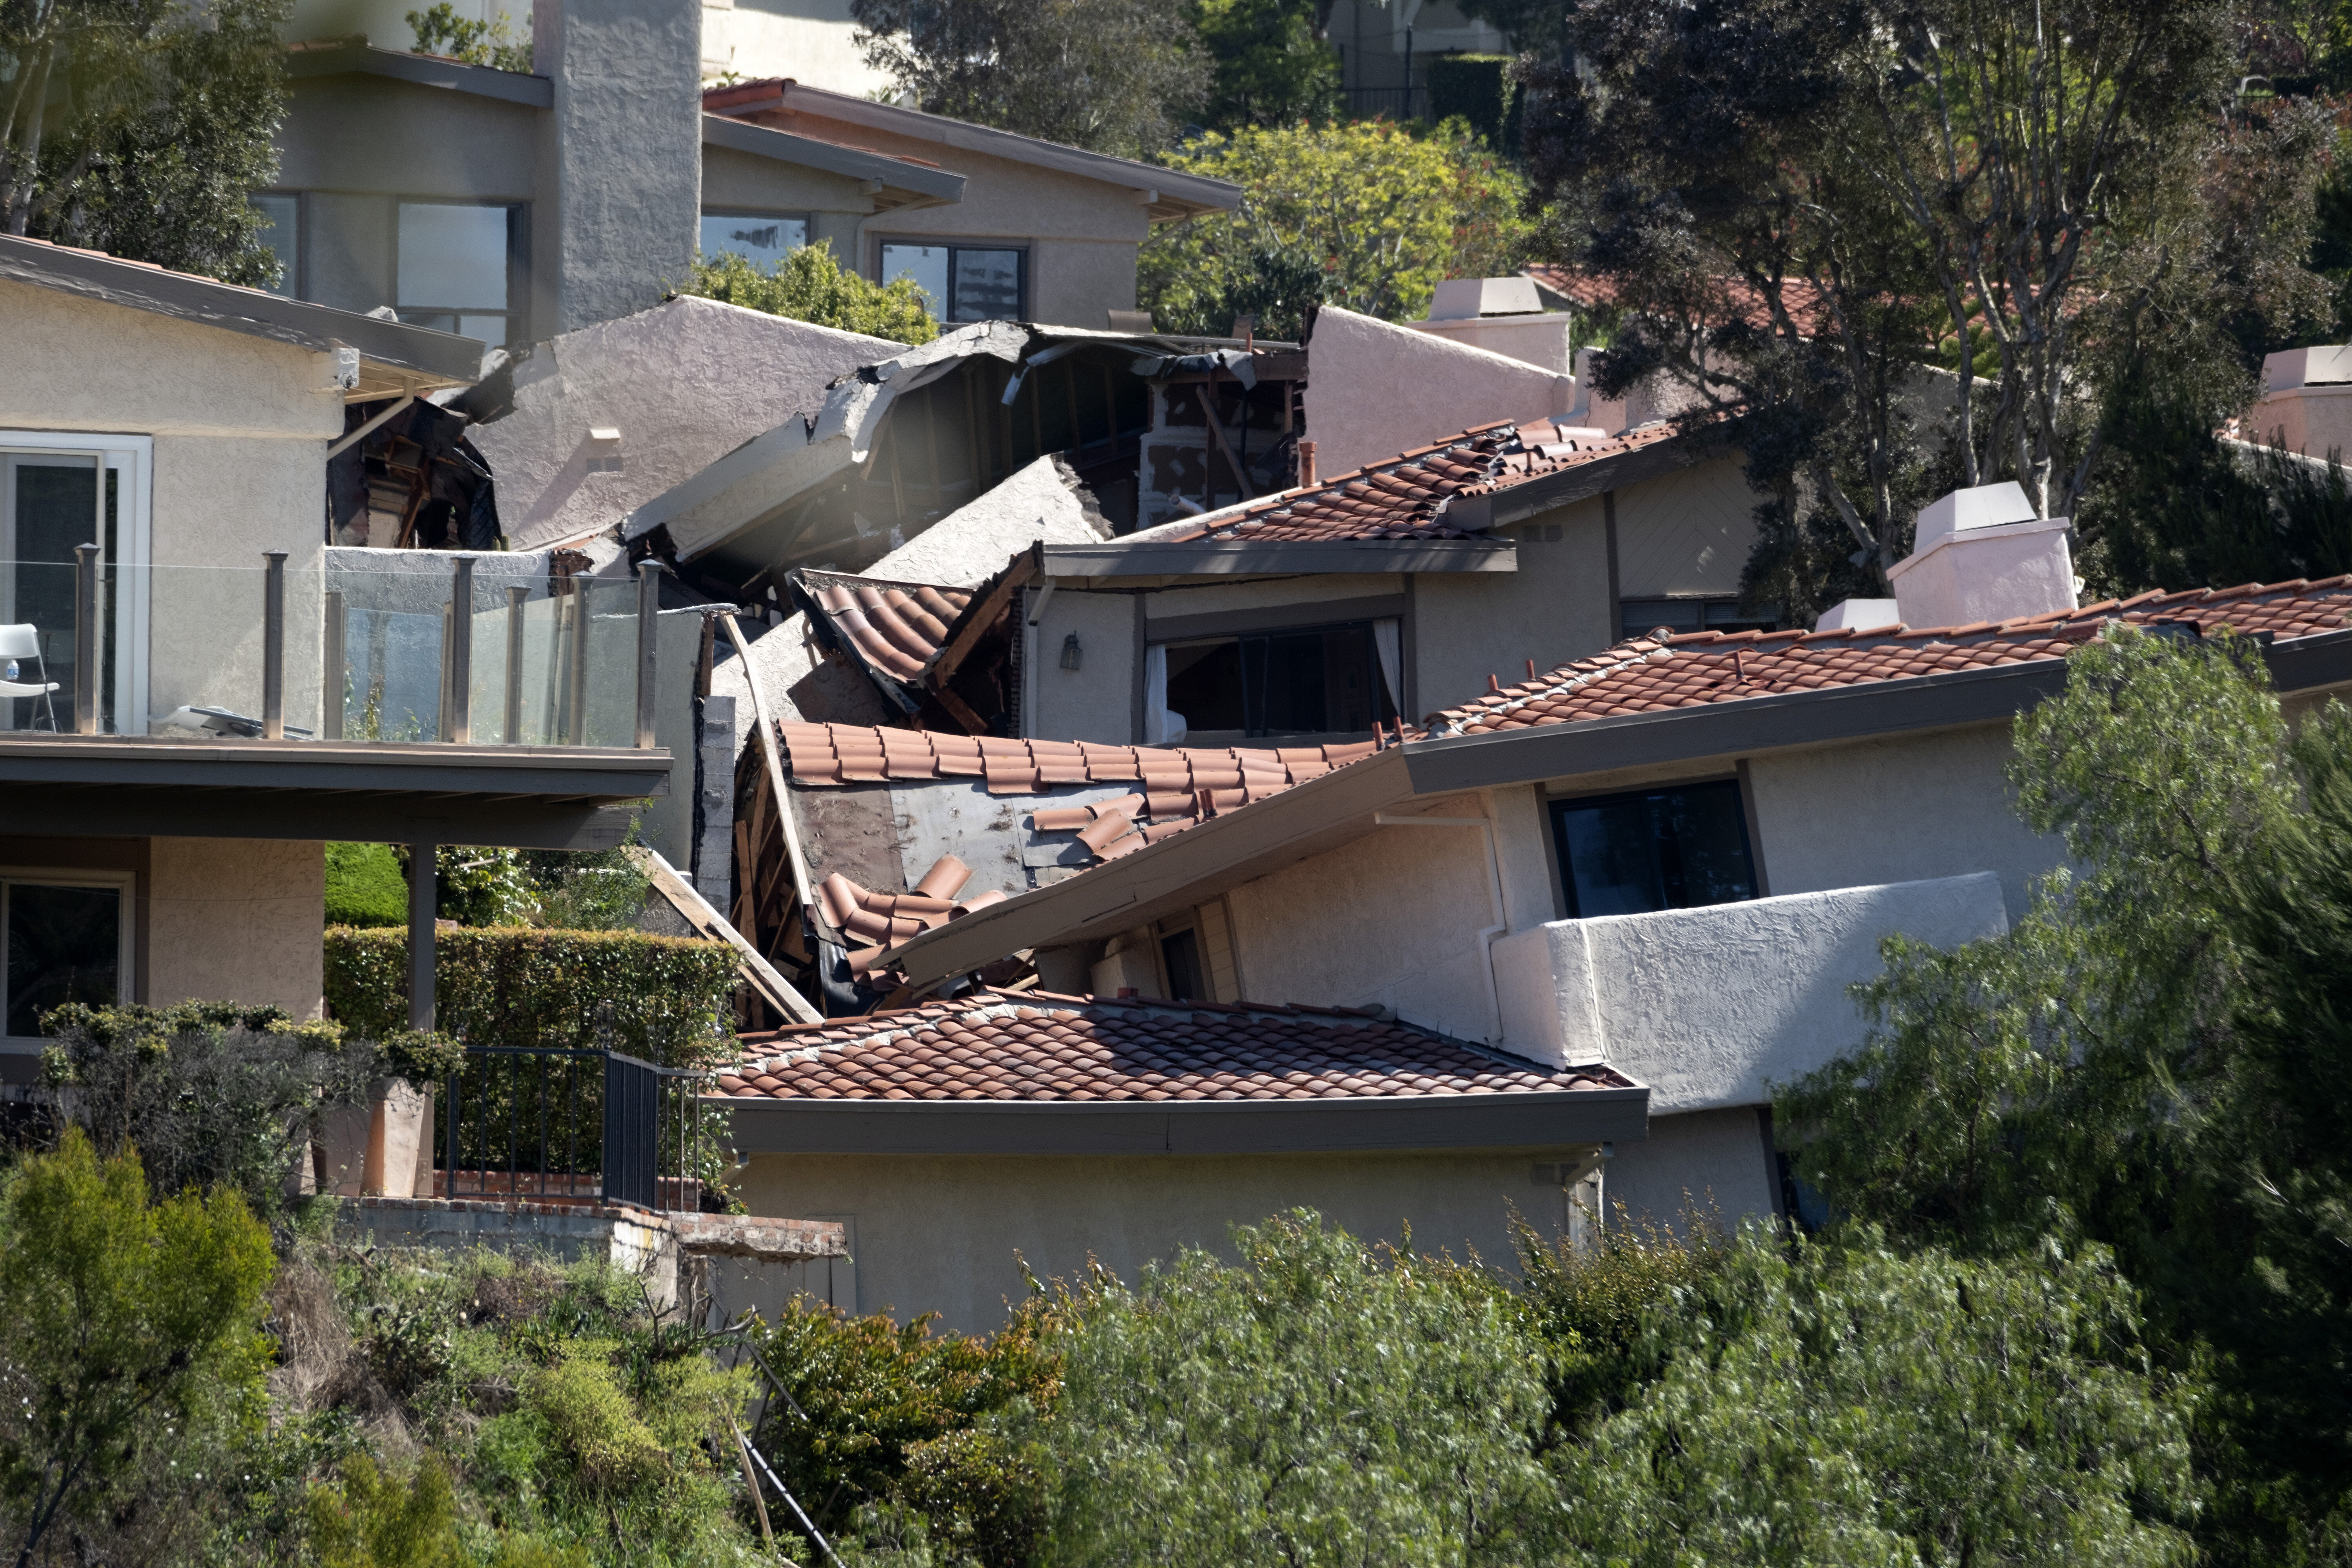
[284,36,553,108]
[0,234,485,394]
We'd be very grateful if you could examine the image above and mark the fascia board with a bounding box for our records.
[701,114,965,204]
[285,40,553,107]
[0,736,671,798]
[887,746,1417,986]
[1449,423,1741,532]
[0,235,484,384]
[0,783,641,849]
[1042,539,1516,577]
[724,1084,1649,1156]
[773,87,1242,210]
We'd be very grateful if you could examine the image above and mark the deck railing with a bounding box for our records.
[436,1045,710,1212]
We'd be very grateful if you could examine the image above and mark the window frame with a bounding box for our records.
[0,432,152,736]
[0,866,136,1045]
[390,198,528,347]
[871,236,1031,324]
[1547,775,1760,921]
[251,190,305,299]
[1617,596,1778,641]
[1152,614,1399,745]
[698,209,813,268]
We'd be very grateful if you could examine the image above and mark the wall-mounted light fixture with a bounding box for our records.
[1059,632,1083,671]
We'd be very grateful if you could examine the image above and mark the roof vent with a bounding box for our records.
[1426,277,1544,320]
[1889,483,2078,632]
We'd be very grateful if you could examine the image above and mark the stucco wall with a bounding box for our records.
[2245,382,2352,458]
[1492,873,2010,1108]
[469,295,896,550]
[1604,1107,1779,1234]
[1744,722,2062,920]
[1026,587,1134,744]
[4,279,340,734]
[699,143,873,223]
[1302,306,1571,478]
[146,838,327,1018]
[737,1144,1603,1329]
[1612,455,1759,599]
[701,0,890,94]
[1413,497,1613,716]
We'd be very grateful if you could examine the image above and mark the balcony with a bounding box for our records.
[0,550,671,846]
[1492,873,2010,1114]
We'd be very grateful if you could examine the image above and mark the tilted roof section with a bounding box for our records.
[700,114,965,207]
[285,36,552,107]
[0,233,484,393]
[716,989,1634,1105]
[1424,578,2352,738]
[703,79,1240,222]
[794,570,978,684]
[777,720,1380,801]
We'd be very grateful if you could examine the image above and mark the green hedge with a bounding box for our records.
[323,927,738,1070]
[325,842,408,928]
[1426,54,1519,151]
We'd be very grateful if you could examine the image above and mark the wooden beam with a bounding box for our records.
[929,550,1038,693]
[1195,382,1247,503]
[628,845,822,1024]
[719,611,814,925]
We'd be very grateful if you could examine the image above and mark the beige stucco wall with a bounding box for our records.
[700,0,889,94]
[3,278,340,735]
[737,1143,1602,1330]
[1605,1107,1779,1234]
[699,142,873,226]
[145,838,327,1018]
[1612,455,1760,599]
[1414,497,1613,716]
[1026,586,1134,743]
[1303,306,1571,478]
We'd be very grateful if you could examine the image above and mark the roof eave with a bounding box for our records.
[284,38,554,108]
[1450,417,1747,532]
[1042,538,1516,578]
[723,1083,1649,1155]
[700,114,966,206]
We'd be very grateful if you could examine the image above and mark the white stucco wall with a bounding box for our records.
[1612,455,1760,599]
[700,0,891,94]
[737,1144,1604,1330]
[1025,586,1134,744]
[147,838,328,1018]
[471,295,897,550]
[1413,498,1613,716]
[1303,306,1571,477]
[868,454,1106,586]
[1492,873,2009,1109]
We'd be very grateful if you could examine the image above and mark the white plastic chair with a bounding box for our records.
[0,625,60,732]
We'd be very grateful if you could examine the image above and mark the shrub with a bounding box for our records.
[528,1347,671,1492]
[326,842,409,928]
[895,1428,1048,1568]
[682,243,937,346]
[322,927,737,1069]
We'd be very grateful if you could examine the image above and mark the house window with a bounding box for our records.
[252,192,301,297]
[879,242,1025,323]
[396,201,522,345]
[0,437,141,735]
[700,212,808,270]
[1552,780,1758,919]
[1620,597,1777,641]
[1160,927,1205,1002]
[1154,619,1401,744]
[2,873,131,1040]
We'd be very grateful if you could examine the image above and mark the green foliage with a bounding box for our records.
[681,243,937,346]
[1140,120,1533,334]
[849,0,1209,160]
[1513,1209,1731,1436]
[322,926,737,1067]
[1550,1227,2200,1564]
[751,1292,1058,1546]
[327,842,410,929]
[3,0,290,287]
[406,1,533,73]
[1035,1210,1555,1567]
[307,1456,466,1568]
[519,843,651,933]
[1189,0,1339,133]
[434,846,543,929]
[1424,54,1517,149]
[893,1429,1047,1568]
[36,1000,380,1215]
[0,1132,276,1566]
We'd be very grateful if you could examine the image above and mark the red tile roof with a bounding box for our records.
[713,989,1634,1103]
[817,856,1009,976]
[1424,578,2352,737]
[1525,263,1832,336]
[1151,416,1715,546]
[796,569,976,682]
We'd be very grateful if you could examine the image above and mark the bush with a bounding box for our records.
[682,243,937,346]
[323,928,737,1068]
[36,1000,383,1214]
[326,842,409,928]
[1425,54,1519,149]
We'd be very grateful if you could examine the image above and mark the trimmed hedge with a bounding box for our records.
[323,927,738,1070]
[1426,54,1520,151]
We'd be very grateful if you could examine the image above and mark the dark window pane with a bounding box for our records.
[950,249,1022,321]
[11,460,95,731]
[7,884,119,1036]
[1248,629,1330,735]
[1555,780,1757,918]
[1165,639,1244,732]
[1160,928,1204,1002]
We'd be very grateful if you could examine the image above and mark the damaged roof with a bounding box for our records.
[715,989,1647,1154]
[782,548,1037,732]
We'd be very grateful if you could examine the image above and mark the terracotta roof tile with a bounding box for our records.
[1424,578,2352,738]
[713,988,1635,1104]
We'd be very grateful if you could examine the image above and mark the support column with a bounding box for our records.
[408,842,437,1031]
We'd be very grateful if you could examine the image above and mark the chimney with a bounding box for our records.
[1297,439,1318,488]
[1886,481,2079,631]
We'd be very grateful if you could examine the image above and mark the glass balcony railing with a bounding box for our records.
[0,552,659,748]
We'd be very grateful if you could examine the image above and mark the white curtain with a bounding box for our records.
[1144,643,1187,744]
[1372,619,1403,716]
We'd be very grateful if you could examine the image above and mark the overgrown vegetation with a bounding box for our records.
[407,2,532,73]
[325,843,654,934]
[680,243,937,346]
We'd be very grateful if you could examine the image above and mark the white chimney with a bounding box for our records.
[1887,481,2078,630]
[1407,277,1573,375]
[1816,598,1899,632]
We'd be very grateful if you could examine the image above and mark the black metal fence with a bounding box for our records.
[437,1046,710,1212]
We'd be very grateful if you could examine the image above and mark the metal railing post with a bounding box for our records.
[566,581,589,745]
[323,589,345,740]
[446,556,474,744]
[261,550,287,739]
[635,559,664,750]
[504,584,527,742]
[72,544,98,735]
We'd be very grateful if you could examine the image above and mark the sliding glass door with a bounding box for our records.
[0,453,111,733]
